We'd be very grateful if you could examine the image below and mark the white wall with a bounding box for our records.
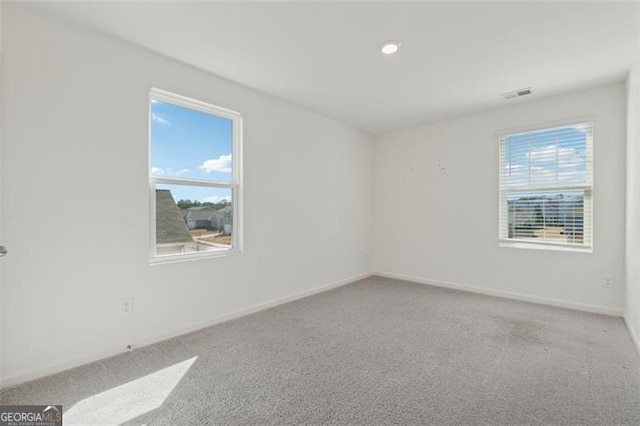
[626,57,640,353]
[0,4,373,387]
[374,84,627,315]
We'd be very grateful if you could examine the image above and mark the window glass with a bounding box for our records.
[499,122,592,250]
[149,89,241,261]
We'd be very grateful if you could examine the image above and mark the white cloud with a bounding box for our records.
[569,123,590,134]
[203,195,231,204]
[528,145,577,162]
[151,113,170,125]
[506,139,587,188]
[199,154,232,173]
[151,167,190,176]
[505,163,585,187]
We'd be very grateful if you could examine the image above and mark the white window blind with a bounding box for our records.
[499,122,593,250]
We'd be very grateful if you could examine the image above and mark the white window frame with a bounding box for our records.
[149,87,243,264]
[498,118,593,253]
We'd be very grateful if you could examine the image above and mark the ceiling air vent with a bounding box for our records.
[501,87,532,100]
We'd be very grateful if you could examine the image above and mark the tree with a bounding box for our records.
[177,199,231,210]
[177,199,202,209]
[534,204,544,228]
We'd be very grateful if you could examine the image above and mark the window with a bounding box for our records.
[498,121,593,251]
[149,88,242,262]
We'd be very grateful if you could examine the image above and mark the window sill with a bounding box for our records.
[499,240,592,253]
[150,248,242,265]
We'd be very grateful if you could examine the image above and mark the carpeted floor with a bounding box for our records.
[2,276,640,425]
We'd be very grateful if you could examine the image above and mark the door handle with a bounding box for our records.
[0,246,7,257]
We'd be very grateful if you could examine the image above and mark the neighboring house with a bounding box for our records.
[211,205,233,234]
[561,201,584,236]
[184,207,216,230]
[155,190,197,255]
[181,205,233,233]
[508,195,584,239]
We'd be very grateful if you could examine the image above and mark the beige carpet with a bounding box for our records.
[2,276,640,425]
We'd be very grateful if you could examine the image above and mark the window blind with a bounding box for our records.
[499,122,593,248]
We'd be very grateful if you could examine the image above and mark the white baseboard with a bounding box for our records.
[0,345,127,393]
[624,316,640,357]
[373,271,624,317]
[1,272,372,390]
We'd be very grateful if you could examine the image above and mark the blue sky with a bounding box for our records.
[151,100,233,204]
[503,124,588,190]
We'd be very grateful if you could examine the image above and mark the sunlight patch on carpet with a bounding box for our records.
[64,356,197,425]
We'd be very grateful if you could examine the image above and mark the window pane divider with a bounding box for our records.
[151,176,234,189]
[503,183,591,193]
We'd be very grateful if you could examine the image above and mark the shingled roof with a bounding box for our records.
[156,189,194,245]
[186,208,216,220]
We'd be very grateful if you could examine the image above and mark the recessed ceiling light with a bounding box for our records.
[381,40,401,55]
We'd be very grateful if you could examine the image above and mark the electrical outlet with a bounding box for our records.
[603,276,614,288]
[120,298,133,315]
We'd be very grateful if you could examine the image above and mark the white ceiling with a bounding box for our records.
[21,1,640,134]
